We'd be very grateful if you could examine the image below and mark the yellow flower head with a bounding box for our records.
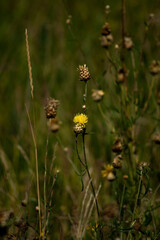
[101,164,114,178]
[73,113,88,126]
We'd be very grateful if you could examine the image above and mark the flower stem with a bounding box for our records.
[82,133,103,239]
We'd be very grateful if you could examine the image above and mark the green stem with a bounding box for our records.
[132,170,142,221]
[82,133,103,239]
[43,128,49,239]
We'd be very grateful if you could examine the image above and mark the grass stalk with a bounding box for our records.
[25,105,41,236]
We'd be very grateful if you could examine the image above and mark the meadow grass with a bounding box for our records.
[0,0,160,239]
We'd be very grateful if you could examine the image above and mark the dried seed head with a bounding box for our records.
[66,15,72,25]
[48,118,60,133]
[73,124,85,134]
[124,37,133,50]
[112,155,122,169]
[44,98,59,119]
[117,68,127,83]
[137,162,150,171]
[112,138,123,153]
[149,60,160,75]
[105,5,110,15]
[78,64,90,81]
[107,172,116,181]
[115,44,119,49]
[92,89,104,102]
[123,175,128,180]
[21,199,27,207]
[35,206,39,212]
[100,34,113,48]
[101,22,111,36]
[152,133,160,144]
[82,105,86,110]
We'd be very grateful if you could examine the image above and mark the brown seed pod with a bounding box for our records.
[73,124,85,134]
[78,64,90,81]
[48,118,61,133]
[101,22,111,36]
[92,89,104,102]
[112,155,122,169]
[44,98,59,119]
[152,133,160,144]
[149,60,160,75]
[107,172,116,181]
[123,175,128,180]
[112,138,123,153]
[124,37,133,50]
[117,68,127,83]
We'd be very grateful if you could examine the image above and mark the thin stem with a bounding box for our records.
[82,133,103,239]
[120,183,125,240]
[43,128,49,239]
[127,171,142,240]
[75,135,86,168]
[25,105,41,235]
[120,183,125,219]
[132,171,142,221]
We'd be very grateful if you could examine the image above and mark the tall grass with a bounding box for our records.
[0,0,160,239]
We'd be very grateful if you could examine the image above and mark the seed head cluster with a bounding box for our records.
[44,98,59,119]
[78,64,91,81]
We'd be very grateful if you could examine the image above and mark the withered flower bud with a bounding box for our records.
[107,172,116,181]
[137,162,150,171]
[117,68,127,83]
[73,124,85,134]
[101,22,111,36]
[100,34,113,48]
[112,138,123,153]
[124,37,133,50]
[123,175,128,180]
[149,60,160,75]
[66,15,72,25]
[92,89,104,102]
[152,133,160,144]
[105,5,110,15]
[112,155,122,169]
[48,118,61,133]
[44,98,59,119]
[78,64,90,81]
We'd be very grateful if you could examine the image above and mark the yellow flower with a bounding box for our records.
[101,164,114,178]
[73,113,88,126]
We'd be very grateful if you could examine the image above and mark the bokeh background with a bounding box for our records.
[0,0,160,238]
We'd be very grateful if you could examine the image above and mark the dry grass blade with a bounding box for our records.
[0,147,17,200]
[25,28,34,99]
[82,184,101,238]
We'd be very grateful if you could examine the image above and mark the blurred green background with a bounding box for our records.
[0,0,160,238]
